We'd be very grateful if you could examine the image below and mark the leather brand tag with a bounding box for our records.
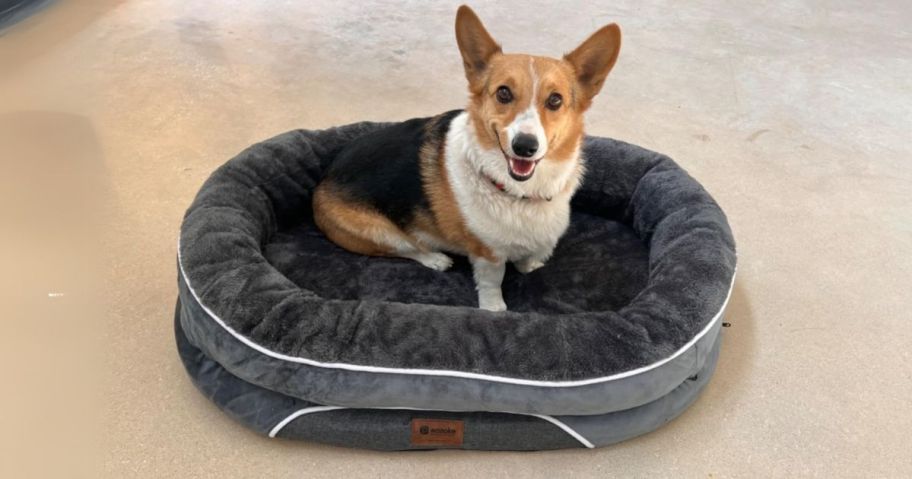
[410,418,465,447]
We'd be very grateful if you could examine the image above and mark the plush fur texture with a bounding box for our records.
[178,122,736,381]
[266,210,647,313]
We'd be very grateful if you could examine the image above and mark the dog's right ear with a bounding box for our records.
[455,5,502,92]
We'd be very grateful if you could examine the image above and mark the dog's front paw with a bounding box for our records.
[515,257,546,274]
[478,289,507,312]
[413,252,453,271]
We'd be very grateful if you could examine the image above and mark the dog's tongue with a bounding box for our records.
[509,158,536,176]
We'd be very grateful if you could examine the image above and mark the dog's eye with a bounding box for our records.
[546,93,563,110]
[495,86,513,104]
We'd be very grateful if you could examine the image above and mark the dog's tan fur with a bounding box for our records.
[313,184,407,257]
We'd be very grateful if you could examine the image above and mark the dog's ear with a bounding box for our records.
[455,5,502,92]
[564,24,622,110]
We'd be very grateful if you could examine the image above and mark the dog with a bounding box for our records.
[313,5,621,311]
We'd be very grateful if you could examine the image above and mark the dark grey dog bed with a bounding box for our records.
[175,119,736,450]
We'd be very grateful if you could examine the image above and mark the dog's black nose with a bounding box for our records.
[511,134,539,158]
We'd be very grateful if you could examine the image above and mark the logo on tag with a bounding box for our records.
[410,418,464,447]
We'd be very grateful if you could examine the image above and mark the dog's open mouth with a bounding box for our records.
[507,157,539,181]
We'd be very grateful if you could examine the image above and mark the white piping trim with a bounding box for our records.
[531,414,595,448]
[268,406,345,438]
[178,236,735,388]
[268,406,594,448]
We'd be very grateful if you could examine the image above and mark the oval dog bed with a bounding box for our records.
[175,120,736,450]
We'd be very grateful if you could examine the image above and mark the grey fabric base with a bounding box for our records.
[176,306,722,450]
[174,120,736,448]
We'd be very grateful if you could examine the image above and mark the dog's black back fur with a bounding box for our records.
[323,109,462,228]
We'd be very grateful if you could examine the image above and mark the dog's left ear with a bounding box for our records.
[455,5,502,92]
[564,24,622,110]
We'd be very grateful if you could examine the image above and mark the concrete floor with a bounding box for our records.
[1,1,910,477]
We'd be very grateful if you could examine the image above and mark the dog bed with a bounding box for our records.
[175,120,736,450]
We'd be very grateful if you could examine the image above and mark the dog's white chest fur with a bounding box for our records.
[444,113,582,261]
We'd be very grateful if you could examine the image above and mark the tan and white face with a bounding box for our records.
[455,5,621,182]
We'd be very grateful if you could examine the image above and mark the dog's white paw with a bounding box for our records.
[515,258,546,274]
[478,289,507,312]
[414,252,453,271]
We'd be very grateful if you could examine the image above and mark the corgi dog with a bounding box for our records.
[314,5,621,311]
